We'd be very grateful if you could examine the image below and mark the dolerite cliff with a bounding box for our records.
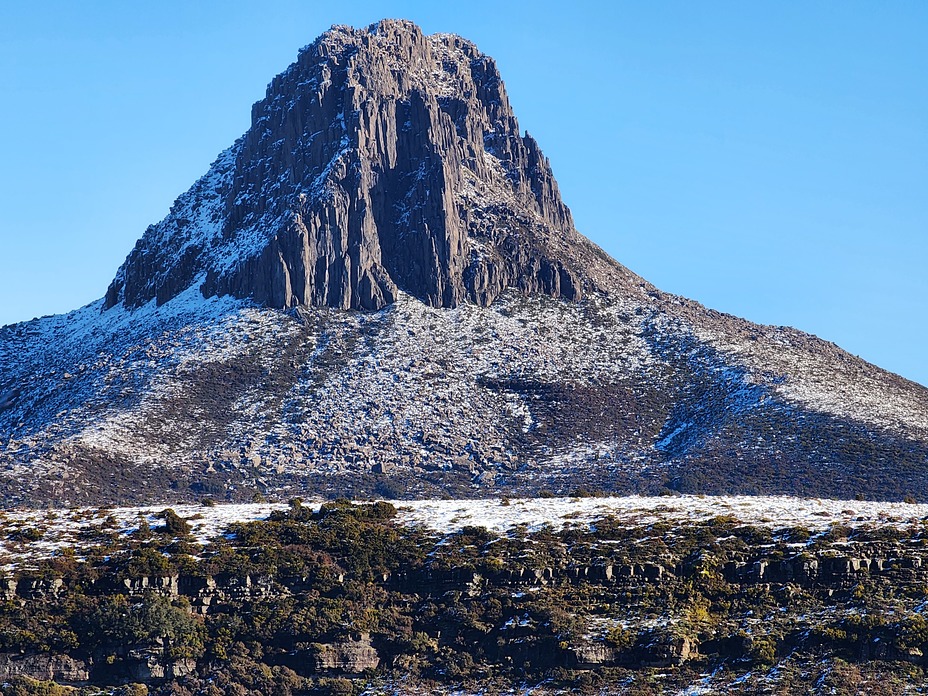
[1,20,927,506]
[103,20,611,313]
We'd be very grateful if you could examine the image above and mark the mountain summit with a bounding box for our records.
[1,20,927,506]
[104,20,619,313]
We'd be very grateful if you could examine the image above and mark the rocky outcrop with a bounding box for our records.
[312,632,380,673]
[641,634,698,667]
[124,652,196,682]
[104,20,619,313]
[0,653,89,684]
[722,554,922,587]
[2,577,65,600]
[569,642,620,668]
[0,552,919,610]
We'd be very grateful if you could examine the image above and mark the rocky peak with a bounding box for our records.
[105,19,616,312]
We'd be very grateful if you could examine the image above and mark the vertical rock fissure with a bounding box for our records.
[104,20,610,314]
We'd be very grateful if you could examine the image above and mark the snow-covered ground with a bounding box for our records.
[3,494,927,572]
[394,494,928,534]
[0,285,665,499]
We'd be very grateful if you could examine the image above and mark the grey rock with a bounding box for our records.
[104,20,616,313]
[644,634,698,667]
[0,653,89,684]
[122,575,180,596]
[312,631,380,673]
[15,577,64,600]
[570,642,619,668]
[125,652,197,681]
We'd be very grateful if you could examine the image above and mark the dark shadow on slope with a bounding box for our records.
[643,321,928,501]
[666,404,928,502]
[477,376,671,459]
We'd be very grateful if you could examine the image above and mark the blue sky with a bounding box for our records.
[1,2,925,386]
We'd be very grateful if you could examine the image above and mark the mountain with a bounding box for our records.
[1,19,926,507]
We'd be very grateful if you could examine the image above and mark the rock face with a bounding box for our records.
[312,632,380,673]
[104,19,608,312]
[0,653,89,684]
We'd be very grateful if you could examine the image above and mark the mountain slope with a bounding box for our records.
[1,20,926,506]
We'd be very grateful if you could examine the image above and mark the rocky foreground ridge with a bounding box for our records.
[0,499,927,694]
[0,20,927,506]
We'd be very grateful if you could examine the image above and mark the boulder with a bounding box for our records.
[312,632,380,673]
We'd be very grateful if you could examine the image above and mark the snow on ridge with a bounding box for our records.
[251,290,655,477]
[66,287,301,463]
[0,284,273,473]
[3,285,658,486]
[694,323,928,435]
[3,494,927,572]
[395,494,928,535]
[107,141,241,303]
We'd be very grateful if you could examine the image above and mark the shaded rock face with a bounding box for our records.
[0,653,89,684]
[105,19,598,312]
[126,654,197,682]
[312,632,380,673]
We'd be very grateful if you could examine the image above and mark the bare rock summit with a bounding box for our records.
[104,19,613,313]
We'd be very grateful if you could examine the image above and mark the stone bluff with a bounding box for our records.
[105,19,620,313]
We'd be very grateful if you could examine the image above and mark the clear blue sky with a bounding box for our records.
[1,2,925,386]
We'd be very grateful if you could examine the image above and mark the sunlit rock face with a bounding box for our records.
[104,19,613,313]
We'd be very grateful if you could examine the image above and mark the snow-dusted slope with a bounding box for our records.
[2,278,927,506]
[4,494,928,572]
